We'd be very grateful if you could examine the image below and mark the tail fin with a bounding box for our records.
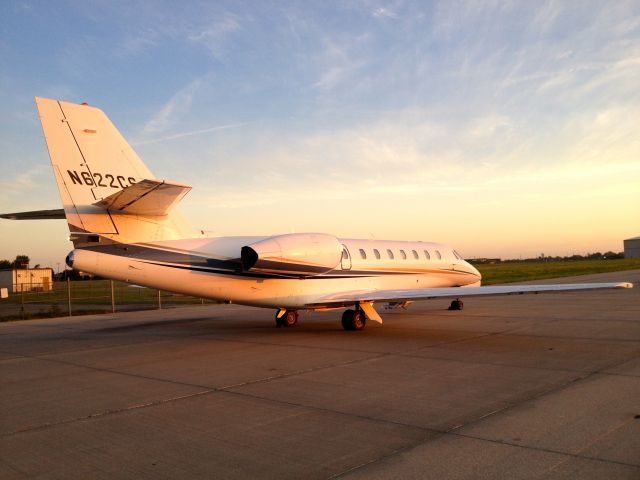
[35,97,196,245]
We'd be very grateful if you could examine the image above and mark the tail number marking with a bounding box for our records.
[67,170,136,189]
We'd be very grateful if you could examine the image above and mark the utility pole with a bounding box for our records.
[67,277,71,317]
[110,280,115,313]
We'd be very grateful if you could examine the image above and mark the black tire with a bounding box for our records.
[448,300,463,311]
[352,310,366,331]
[283,310,298,327]
[341,309,355,330]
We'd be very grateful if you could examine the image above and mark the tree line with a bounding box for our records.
[0,255,33,269]
[472,251,626,264]
[0,255,89,280]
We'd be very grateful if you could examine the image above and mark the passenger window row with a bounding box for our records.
[356,248,449,261]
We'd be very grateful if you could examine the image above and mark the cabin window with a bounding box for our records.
[435,250,442,259]
[342,250,349,260]
[400,249,407,259]
[387,249,394,260]
[359,249,367,260]
[373,249,381,259]
[424,250,431,260]
[412,250,419,259]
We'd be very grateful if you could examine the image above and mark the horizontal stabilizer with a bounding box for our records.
[94,179,191,216]
[308,282,633,308]
[0,208,66,220]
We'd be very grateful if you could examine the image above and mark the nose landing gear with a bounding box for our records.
[448,299,464,310]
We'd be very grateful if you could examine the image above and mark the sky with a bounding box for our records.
[0,0,639,269]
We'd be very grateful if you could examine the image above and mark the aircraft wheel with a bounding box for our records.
[352,310,367,331]
[341,309,366,331]
[448,299,463,311]
[282,310,298,327]
[341,309,355,330]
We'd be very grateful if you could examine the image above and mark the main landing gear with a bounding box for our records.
[341,308,367,331]
[274,306,374,331]
[275,310,298,327]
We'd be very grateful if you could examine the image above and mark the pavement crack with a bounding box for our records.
[448,431,640,469]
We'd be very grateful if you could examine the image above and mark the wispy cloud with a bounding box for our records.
[531,0,563,33]
[0,164,50,191]
[134,122,248,146]
[0,165,57,208]
[187,13,242,58]
[372,7,398,19]
[469,115,511,138]
[116,29,159,57]
[310,38,367,91]
[142,79,203,134]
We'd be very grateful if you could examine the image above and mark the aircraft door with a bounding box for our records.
[341,245,352,270]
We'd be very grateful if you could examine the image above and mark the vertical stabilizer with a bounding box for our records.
[36,97,196,244]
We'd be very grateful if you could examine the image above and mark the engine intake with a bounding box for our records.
[66,250,75,268]
[241,233,342,277]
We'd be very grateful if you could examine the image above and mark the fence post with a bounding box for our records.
[158,290,162,310]
[67,277,72,317]
[20,284,25,318]
[110,280,115,313]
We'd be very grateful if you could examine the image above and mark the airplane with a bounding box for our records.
[0,98,633,330]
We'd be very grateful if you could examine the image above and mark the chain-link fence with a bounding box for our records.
[0,279,219,320]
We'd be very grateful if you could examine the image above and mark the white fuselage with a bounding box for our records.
[70,236,481,310]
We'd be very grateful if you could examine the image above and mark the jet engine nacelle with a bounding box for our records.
[241,233,343,277]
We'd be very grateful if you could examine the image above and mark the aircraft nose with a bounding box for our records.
[471,263,481,279]
[465,261,482,280]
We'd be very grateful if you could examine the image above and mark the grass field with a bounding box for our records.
[1,259,638,320]
[475,259,640,285]
[1,280,214,305]
[0,280,218,320]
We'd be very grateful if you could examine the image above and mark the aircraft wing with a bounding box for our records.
[94,179,191,216]
[307,282,633,308]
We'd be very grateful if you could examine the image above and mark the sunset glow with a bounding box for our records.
[1,2,638,268]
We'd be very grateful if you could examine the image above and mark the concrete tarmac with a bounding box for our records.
[1,270,639,479]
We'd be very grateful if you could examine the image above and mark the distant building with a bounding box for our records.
[469,258,502,264]
[623,237,640,259]
[0,268,53,293]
